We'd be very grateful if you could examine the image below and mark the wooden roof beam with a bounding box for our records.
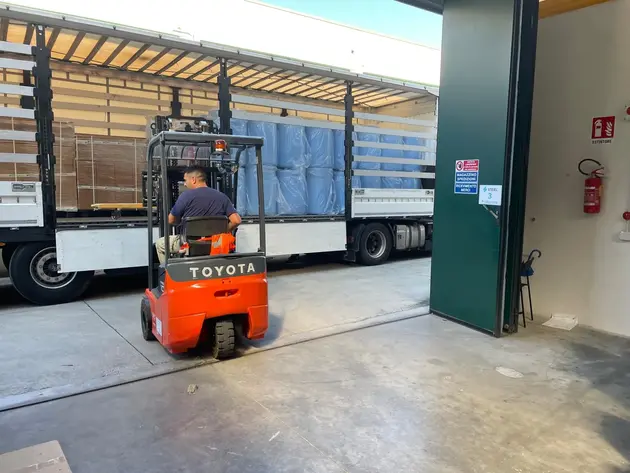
[539,0,612,18]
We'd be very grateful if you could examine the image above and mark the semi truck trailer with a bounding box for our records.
[0,11,437,305]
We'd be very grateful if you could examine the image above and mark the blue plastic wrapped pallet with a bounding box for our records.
[402,136,424,190]
[333,171,345,215]
[230,118,250,165]
[307,167,335,215]
[380,134,403,189]
[247,121,278,167]
[333,129,345,171]
[277,168,308,215]
[235,167,248,215]
[306,127,334,168]
[278,124,309,169]
[245,165,279,216]
[356,132,381,189]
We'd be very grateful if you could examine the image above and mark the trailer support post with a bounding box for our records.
[218,59,232,135]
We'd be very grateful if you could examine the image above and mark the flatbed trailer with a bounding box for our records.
[0,7,437,305]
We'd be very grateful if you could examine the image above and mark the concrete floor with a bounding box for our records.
[1,315,629,473]
[0,255,430,409]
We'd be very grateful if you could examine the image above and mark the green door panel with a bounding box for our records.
[430,0,537,335]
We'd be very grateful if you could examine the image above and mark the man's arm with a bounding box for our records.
[168,193,188,226]
[224,197,241,232]
[227,212,241,232]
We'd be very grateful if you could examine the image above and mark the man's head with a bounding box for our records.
[183,166,208,189]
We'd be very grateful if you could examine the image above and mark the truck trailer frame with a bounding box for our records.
[0,7,437,305]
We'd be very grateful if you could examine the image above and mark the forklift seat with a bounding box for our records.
[182,216,230,257]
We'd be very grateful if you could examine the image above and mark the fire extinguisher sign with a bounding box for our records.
[591,116,615,144]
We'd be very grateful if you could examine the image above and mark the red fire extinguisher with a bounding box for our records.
[578,158,604,214]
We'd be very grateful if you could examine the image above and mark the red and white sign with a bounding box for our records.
[455,159,479,172]
[591,116,615,144]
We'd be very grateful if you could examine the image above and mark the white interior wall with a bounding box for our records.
[525,0,630,336]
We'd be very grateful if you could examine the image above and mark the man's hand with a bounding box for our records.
[168,213,177,225]
[227,212,242,232]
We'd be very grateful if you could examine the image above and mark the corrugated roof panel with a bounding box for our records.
[0,5,437,108]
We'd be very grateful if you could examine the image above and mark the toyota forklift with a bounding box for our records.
[140,116,268,358]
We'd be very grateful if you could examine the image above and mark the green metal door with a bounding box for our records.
[430,0,539,335]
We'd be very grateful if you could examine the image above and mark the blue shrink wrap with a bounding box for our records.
[277,168,308,215]
[247,121,278,167]
[333,171,346,215]
[278,124,309,169]
[235,166,248,215]
[403,136,425,190]
[306,127,334,168]
[307,167,335,215]
[333,129,345,171]
[380,134,404,170]
[402,136,424,172]
[352,175,362,188]
[401,178,421,189]
[230,118,250,165]
[356,132,381,189]
[245,165,278,216]
[380,134,403,189]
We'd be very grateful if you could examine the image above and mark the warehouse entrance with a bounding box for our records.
[404,0,540,335]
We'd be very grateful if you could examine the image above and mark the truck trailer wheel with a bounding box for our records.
[8,242,94,305]
[212,319,235,359]
[358,223,392,266]
[2,245,16,269]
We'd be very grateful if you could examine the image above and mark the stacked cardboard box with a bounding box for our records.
[0,118,78,209]
[76,136,146,209]
[0,118,149,210]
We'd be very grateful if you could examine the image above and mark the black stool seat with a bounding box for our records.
[517,249,541,328]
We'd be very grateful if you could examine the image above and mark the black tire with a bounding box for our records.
[212,319,235,359]
[358,223,393,266]
[2,245,16,269]
[141,295,156,341]
[8,242,94,305]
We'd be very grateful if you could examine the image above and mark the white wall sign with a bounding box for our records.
[479,185,502,206]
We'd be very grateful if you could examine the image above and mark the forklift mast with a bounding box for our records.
[144,121,267,290]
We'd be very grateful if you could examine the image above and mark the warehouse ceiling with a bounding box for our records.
[0,3,437,109]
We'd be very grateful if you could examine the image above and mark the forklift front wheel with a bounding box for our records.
[212,319,235,359]
[141,296,156,341]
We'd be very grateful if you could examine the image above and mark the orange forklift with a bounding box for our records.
[140,117,268,358]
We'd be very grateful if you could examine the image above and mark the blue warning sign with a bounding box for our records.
[454,159,479,195]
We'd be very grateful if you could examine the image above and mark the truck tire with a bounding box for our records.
[358,222,392,266]
[212,319,235,359]
[9,242,94,305]
[2,245,16,269]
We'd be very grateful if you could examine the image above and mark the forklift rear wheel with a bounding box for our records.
[141,296,156,341]
[9,242,94,305]
[212,319,235,359]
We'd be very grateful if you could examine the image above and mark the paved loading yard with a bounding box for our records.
[0,255,430,410]
[1,314,629,472]
[2,254,630,472]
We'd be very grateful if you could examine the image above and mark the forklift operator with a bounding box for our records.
[155,166,242,264]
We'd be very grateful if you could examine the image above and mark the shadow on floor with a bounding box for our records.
[562,335,630,472]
